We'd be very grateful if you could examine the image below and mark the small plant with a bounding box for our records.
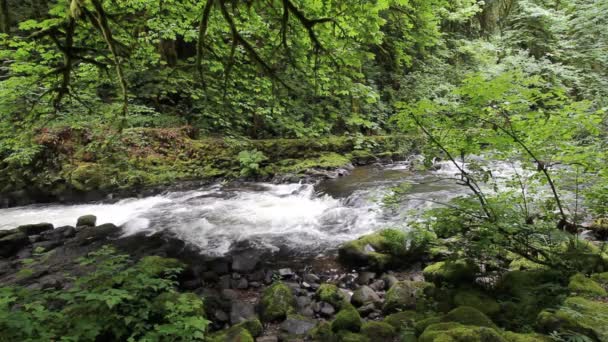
[238,149,267,177]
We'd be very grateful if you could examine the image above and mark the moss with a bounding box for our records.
[591,271,608,285]
[508,257,546,271]
[316,284,348,310]
[361,321,396,340]
[383,281,434,313]
[383,311,424,331]
[560,240,608,273]
[537,296,608,341]
[442,306,496,329]
[452,289,500,315]
[502,332,551,342]
[338,229,420,270]
[135,256,184,276]
[331,306,362,333]
[399,330,418,342]
[419,323,505,342]
[69,162,107,191]
[414,316,443,336]
[423,260,479,285]
[309,321,337,342]
[233,319,263,337]
[272,153,351,174]
[590,218,608,239]
[260,282,296,322]
[336,331,369,342]
[208,326,255,342]
[568,273,607,297]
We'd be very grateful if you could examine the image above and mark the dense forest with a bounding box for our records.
[1,0,608,341]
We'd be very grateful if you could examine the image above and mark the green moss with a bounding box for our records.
[419,323,505,342]
[331,306,362,333]
[233,319,263,337]
[591,271,608,284]
[16,268,34,279]
[136,256,184,276]
[338,229,420,270]
[260,282,296,322]
[309,321,337,342]
[422,260,478,285]
[508,257,546,271]
[452,289,500,315]
[414,316,443,335]
[383,281,434,313]
[361,321,396,340]
[502,331,551,342]
[590,218,608,239]
[69,162,107,191]
[537,296,608,341]
[273,153,351,174]
[383,311,424,331]
[560,240,608,273]
[208,326,255,342]
[568,273,607,297]
[336,331,369,342]
[443,306,496,329]
[316,284,348,310]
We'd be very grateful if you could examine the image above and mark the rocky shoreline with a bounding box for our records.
[2,215,608,341]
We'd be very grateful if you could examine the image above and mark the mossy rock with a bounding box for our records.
[399,330,418,342]
[502,331,551,342]
[422,260,479,285]
[559,240,608,273]
[568,273,607,297]
[331,306,362,333]
[508,257,546,271]
[208,327,255,342]
[452,289,500,315]
[414,316,443,336]
[590,218,608,240]
[309,321,337,342]
[338,229,419,270]
[233,319,263,337]
[383,311,424,331]
[591,271,608,285]
[537,296,608,341]
[316,284,348,310]
[336,331,369,342]
[418,322,505,342]
[260,282,296,322]
[442,306,496,329]
[383,281,434,313]
[361,321,396,340]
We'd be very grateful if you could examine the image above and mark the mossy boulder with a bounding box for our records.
[208,327,254,342]
[502,331,551,342]
[361,321,396,340]
[383,311,423,331]
[443,306,496,329]
[76,215,97,227]
[17,223,54,235]
[260,282,296,322]
[414,316,443,335]
[316,284,348,310]
[422,260,479,285]
[383,281,434,313]
[336,331,369,342]
[537,296,608,341]
[453,289,500,315]
[591,271,608,285]
[418,323,505,342]
[568,273,607,297]
[560,240,608,273]
[233,319,263,337]
[309,321,336,342]
[332,306,362,333]
[338,229,420,270]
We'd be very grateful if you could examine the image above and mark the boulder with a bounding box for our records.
[452,289,500,315]
[419,322,505,342]
[422,260,479,285]
[260,282,296,322]
[331,306,362,332]
[72,223,120,246]
[355,272,376,285]
[280,314,317,335]
[383,281,434,313]
[568,273,607,297]
[76,215,97,227]
[0,231,30,257]
[230,301,257,325]
[17,223,53,236]
[383,311,423,331]
[232,250,261,273]
[315,284,348,310]
[360,321,396,341]
[443,306,497,329]
[351,285,380,307]
[41,225,76,241]
[338,229,414,270]
[537,296,608,341]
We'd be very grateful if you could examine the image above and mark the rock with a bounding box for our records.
[355,272,376,285]
[210,259,231,274]
[260,282,296,322]
[218,275,232,289]
[381,274,398,289]
[443,306,496,329]
[230,301,257,325]
[0,231,30,257]
[299,305,314,317]
[568,273,607,297]
[589,218,608,240]
[357,303,376,317]
[331,306,362,332]
[338,229,420,270]
[256,336,278,342]
[232,250,261,273]
[278,268,294,277]
[418,323,505,342]
[214,309,229,323]
[361,321,396,341]
[250,282,261,288]
[351,285,380,307]
[264,270,274,284]
[383,311,421,331]
[231,278,249,289]
[369,279,385,292]
[210,319,262,341]
[452,289,500,315]
[222,289,239,301]
[383,281,434,313]
[300,282,311,289]
[315,284,347,310]
[249,270,265,282]
[296,295,312,308]
[41,226,76,241]
[202,271,219,282]
[32,240,64,252]
[319,302,336,317]
[280,314,317,335]
[72,223,120,246]
[537,296,608,340]
[303,273,320,284]
[17,223,53,236]
[76,215,97,227]
[422,260,479,285]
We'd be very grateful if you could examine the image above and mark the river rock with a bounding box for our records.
[381,274,398,289]
[355,272,376,285]
[72,223,120,246]
[303,273,320,284]
[41,226,76,241]
[370,279,386,292]
[32,240,64,252]
[280,315,317,335]
[210,259,231,274]
[249,269,265,282]
[76,215,97,228]
[279,268,294,277]
[357,303,376,317]
[351,285,381,307]
[17,223,53,236]
[218,275,231,289]
[383,281,434,313]
[256,336,279,342]
[0,231,30,257]
[232,250,261,273]
[230,301,257,325]
[260,282,296,322]
[319,302,336,317]
[231,278,249,289]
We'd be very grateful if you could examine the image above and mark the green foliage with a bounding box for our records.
[0,246,209,341]
[237,149,267,177]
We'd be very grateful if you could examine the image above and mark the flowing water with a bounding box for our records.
[0,158,533,256]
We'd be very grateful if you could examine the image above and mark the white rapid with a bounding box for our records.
[0,158,533,256]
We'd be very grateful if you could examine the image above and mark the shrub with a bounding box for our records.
[238,149,267,176]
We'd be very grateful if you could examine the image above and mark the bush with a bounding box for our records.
[0,246,209,341]
[238,149,267,177]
